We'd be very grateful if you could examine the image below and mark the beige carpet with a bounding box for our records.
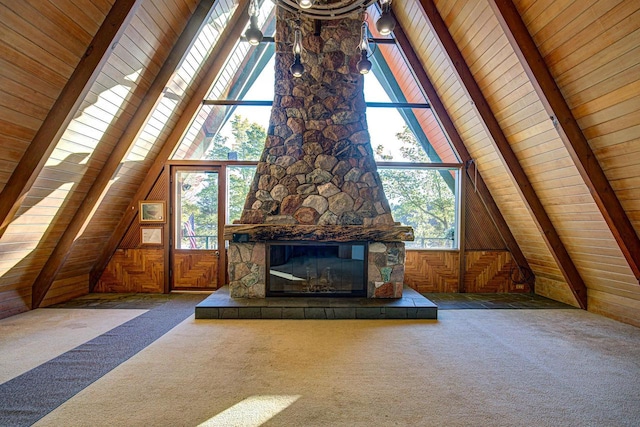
[20,309,640,427]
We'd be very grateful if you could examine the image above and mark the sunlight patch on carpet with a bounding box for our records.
[199,395,301,427]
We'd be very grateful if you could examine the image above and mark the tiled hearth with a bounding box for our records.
[195,285,437,319]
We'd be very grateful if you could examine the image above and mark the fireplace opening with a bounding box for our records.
[266,242,368,297]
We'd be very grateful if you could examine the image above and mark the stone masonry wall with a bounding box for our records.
[238,8,394,227]
[228,7,408,299]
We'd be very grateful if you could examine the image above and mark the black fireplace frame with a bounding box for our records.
[265,240,368,297]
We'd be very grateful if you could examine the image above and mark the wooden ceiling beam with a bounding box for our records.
[416,0,587,308]
[0,0,140,239]
[90,0,252,289]
[489,0,640,284]
[390,13,532,278]
[31,0,218,308]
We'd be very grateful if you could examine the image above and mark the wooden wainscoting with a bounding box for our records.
[405,250,523,293]
[95,248,164,293]
[464,251,518,293]
[404,251,460,293]
[172,251,218,290]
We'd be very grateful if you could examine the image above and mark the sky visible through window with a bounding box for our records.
[216,55,411,160]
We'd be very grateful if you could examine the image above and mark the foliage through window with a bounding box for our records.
[376,127,457,249]
[175,170,219,250]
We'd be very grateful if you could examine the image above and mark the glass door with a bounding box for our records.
[171,166,223,290]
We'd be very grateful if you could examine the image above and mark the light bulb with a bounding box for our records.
[291,54,304,77]
[357,51,372,74]
[293,29,302,55]
[376,2,396,36]
[245,13,262,45]
[359,22,370,52]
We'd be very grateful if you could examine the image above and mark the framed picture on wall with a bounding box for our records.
[141,227,163,245]
[139,201,165,223]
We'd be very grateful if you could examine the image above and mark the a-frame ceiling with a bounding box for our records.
[0,0,638,326]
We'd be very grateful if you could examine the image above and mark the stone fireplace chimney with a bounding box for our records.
[224,6,413,298]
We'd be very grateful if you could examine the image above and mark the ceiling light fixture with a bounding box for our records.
[245,0,263,46]
[275,0,375,20]
[376,0,395,36]
[298,0,315,9]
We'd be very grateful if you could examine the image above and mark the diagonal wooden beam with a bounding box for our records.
[416,0,587,308]
[488,0,640,284]
[31,0,218,308]
[391,14,532,282]
[90,0,252,289]
[0,0,140,240]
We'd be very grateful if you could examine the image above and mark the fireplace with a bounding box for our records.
[224,5,413,300]
[267,241,367,297]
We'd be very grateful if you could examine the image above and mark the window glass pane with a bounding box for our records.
[368,108,452,163]
[227,165,256,224]
[206,110,270,161]
[378,167,458,249]
[175,170,219,249]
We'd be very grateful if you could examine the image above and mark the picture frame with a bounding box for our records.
[139,200,165,223]
[141,227,163,245]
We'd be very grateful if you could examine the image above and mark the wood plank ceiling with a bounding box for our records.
[394,0,639,320]
[0,0,638,326]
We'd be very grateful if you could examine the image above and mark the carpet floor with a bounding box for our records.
[1,294,639,426]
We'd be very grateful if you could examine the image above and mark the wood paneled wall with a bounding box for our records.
[0,0,112,193]
[405,250,459,292]
[0,0,199,316]
[395,0,640,325]
[0,0,114,316]
[43,1,198,304]
[404,250,524,293]
[93,166,169,293]
[515,0,640,323]
[94,248,164,292]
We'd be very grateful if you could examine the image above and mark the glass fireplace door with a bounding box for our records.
[266,242,367,297]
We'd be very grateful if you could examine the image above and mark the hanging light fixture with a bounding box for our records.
[298,0,314,9]
[290,28,305,77]
[356,21,372,74]
[245,0,263,46]
[376,0,395,36]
